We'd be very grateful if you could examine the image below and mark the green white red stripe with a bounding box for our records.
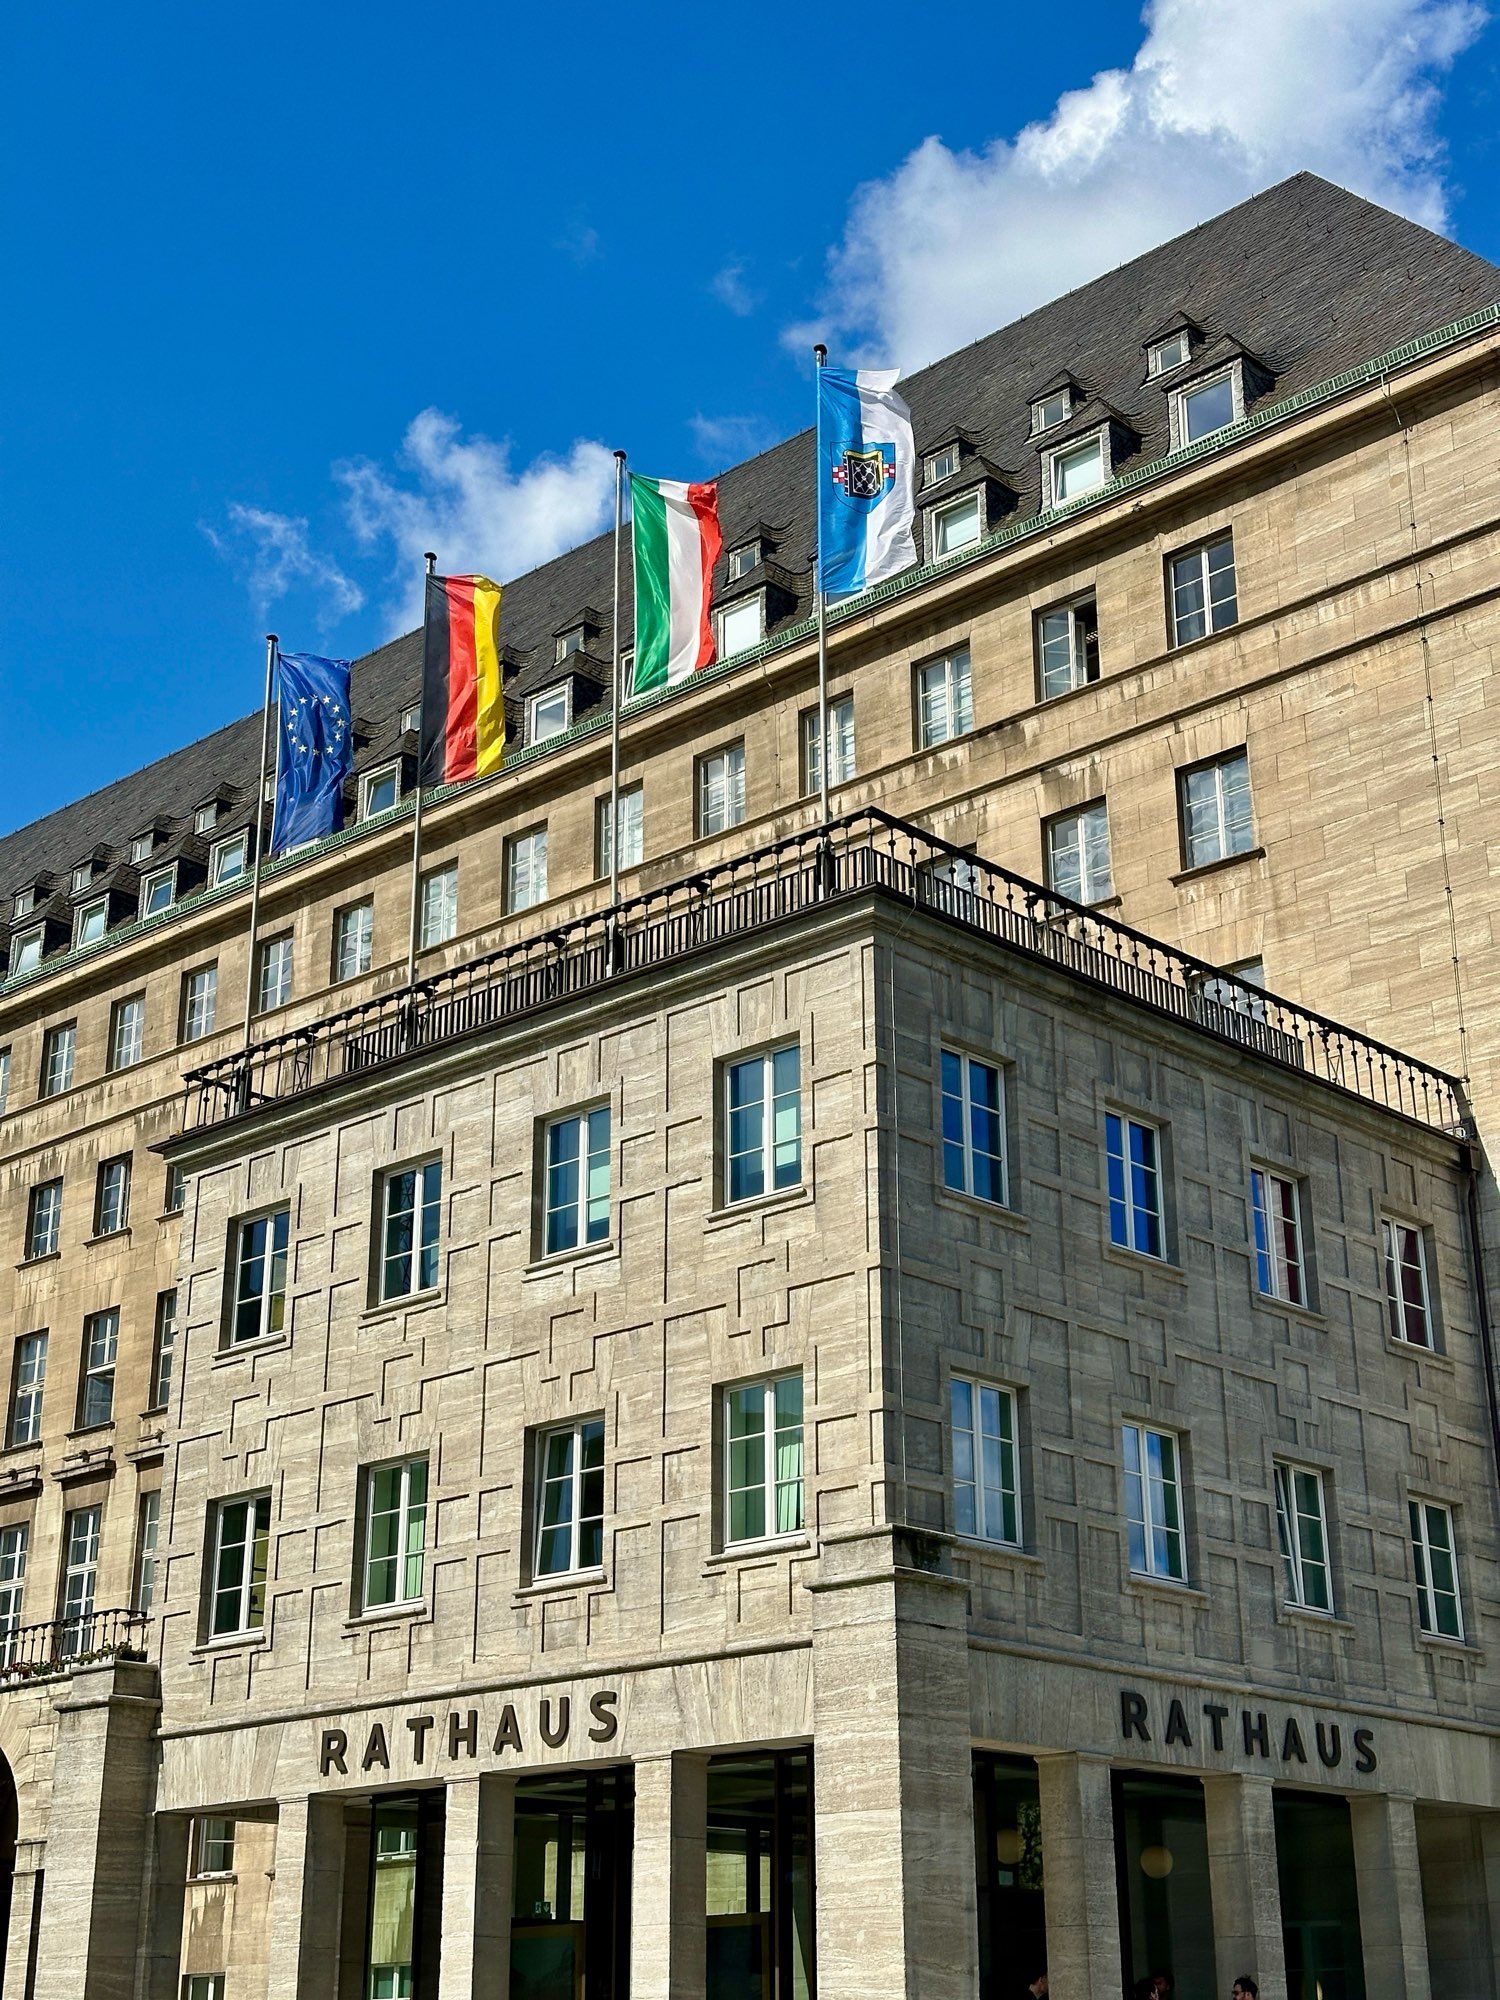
[629,473,723,694]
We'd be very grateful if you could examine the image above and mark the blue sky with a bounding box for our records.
[4,0,1499,832]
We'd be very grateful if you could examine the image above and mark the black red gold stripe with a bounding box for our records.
[420,573,504,786]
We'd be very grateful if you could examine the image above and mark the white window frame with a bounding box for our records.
[928,489,983,560]
[1168,533,1238,646]
[109,994,146,1071]
[1106,1112,1165,1259]
[717,593,765,660]
[555,625,586,663]
[361,1455,429,1611]
[73,896,108,948]
[1122,1422,1186,1582]
[9,926,44,978]
[419,863,458,948]
[140,864,177,919]
[1174,364,1241,446]
[208,831,249,889]
[1383,1218,1434,1349]
[208,1493,270,1639]
[723,1373,804,1547]
[183,1975,226,2000]
[333,901,375,983]
[40,1022,76,1097]
[922,442,961,487]
[950,1377,1020,1546]
[256,934,294,1014]
[1047,428,1108,506]
[129,831,156,864]
[543,1108,612,1257]
[527,685,572,746]
[135,1489,161,1617]
[1045,803,1113,906]
[1251,1167,1307,1305]
[1274,1461,1332,1614]
[533,1418,607,1578]
[379,1160,443,1303]
[400,703,421,735]
[1035,596,1100,701]
[595,785,644,878]
[27,1180,62,1260]
[360,762,401,820]
[940,1050,1007,1206]
[229,1208,290,1346]
[1147,331,1191,377]
[505,827,549,914]
[697,742,747,838]
[9,1331,46,1447]
[12,888,36,920]
[164,1162,187,1216]
[0,1523,27,1659]
[95,1156,131,1237]
[151,1288,178,1409]
[194,801,221,835]
[71,862,97,895]
[1031,389,1072,433]
[1180,749,1254,868]
[726,541,760,581]
[0,1044,9,1115]
[1409,1498,1463,1640]
[59,1504,100,1653]
[78,1308,118,1427]
[801,697,855,796]
[192,1817,236,1879]
[181,964,218,1042]
[723,1045,801,1206]
[916,648,973,749]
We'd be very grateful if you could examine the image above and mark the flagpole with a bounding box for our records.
[241,632,279,1059]
[405,552,438,991]
[814,343,831,836]
[609,450,627,921]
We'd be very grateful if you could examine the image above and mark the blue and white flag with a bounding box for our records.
[270,651,353,856]
[816,365,916,599]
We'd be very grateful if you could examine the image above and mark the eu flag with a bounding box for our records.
[271,651,353,856]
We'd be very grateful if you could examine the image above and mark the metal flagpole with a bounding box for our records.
[405,551,439,992]
[609,450,627,923]
[813,344,831,834]
[241,632,279,1059]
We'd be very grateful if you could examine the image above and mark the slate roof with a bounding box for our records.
[3,171,1497,915]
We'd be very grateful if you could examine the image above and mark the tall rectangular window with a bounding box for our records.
[801,697,856,795]
[697,743,746,837]
[140,866,176,918]
[8,1333,46,1447]
[1122,1424,1185,1582]
[724,1375,804,1546]
[0,1045,9,1115]
[1383,1220,1433,1348]
[256,934,294,1013]
[230,1209,290,1346]
[1409,1499,1463,1640]
[164,1162,187,1216]
[917,648,973,748]
[150,1289,178,1409]
[0,1524,27,1660]
[380,1161,442,1301]
[135,1490,162,1616]
[1169,534,1238,645]
[362,1457,428,1611]
[192,1819,236,1878]
[1045,802,1112,904]
[1036,597,1100,700]
[1106,1114,1163,1259]
[724,1046,801,1205]
[1179,750,1254,869]
[108,995,146,1071]
[78,1309,119,1427]
[209,1494,271,1638]
[209,831,249,888]
[506,828,549,913]
[534,1419,606,1577]
[333,901,375,982]
[26,1179,63,1260]
[544,1110,611,1256]
[1274,1462,1331,1613]
[419,864,458,948]
[950,1378,1019,1545]
[40,1023,76,1098]
[181,965,219,1042]
[940,1051,1006,1205]
[59,1504,101,1654]
[1252,1168,1306,1305]
[595,786,644,878]
[94,1156,132,1237]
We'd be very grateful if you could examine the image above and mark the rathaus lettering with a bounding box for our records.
[1119,1689,1376,1773]
[319,1690,620,1777]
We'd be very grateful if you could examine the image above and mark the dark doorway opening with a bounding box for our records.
[510,1765,633,2000]
[1113,1770,1215,1998]
[705,1749,815,2000]
[1274,1791,1366,2000]
[973,1752,1046,1996]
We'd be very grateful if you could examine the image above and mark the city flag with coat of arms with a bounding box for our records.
[816,365,916,599]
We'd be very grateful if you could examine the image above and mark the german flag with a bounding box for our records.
[419,572,505,786]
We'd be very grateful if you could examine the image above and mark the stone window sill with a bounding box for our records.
[1388,1335,1452,1370]
[704,1534,810,1571]
[1126,1573,1208,1607]
[706,1186,811,1233]
[1417,1631,1484,1661]
[934,1183,1030,1232]
[192,1631,268,1659]
[16,1252,60,1272]
[1103,1242,1186,1285]
[361,1286,444,1326]
[524,1241,616,1282]
[1251,1290,1326,1331]
[515,1567,608,1601]
[952,1536,1044,1570]
[345,1600,429,1633]
[1278,1604,1355,1635]
[85,1228,132,1248]
[1170,845,1265,886]
[212,1331,290,1367]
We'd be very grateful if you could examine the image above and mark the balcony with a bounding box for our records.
[0,1608,149,1685]
[180,808,1468,1140]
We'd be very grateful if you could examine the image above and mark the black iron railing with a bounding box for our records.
[180,808,1469,1138]
[0,1607,148,1684]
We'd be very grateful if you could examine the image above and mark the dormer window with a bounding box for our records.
[923,443,961,488]
[725,542,760,583]
[555,625,586,664]
[718,594,764,660]
[140,866,176,918]
[71,862,97,896]
[1031,388,1073,435]
[400,704,420,735]
[1176,367,1239,445]
[194,801,220,835]
[1148,330,1192,377]
[360,764,400,819]
[74,898,108,949]
[929,489,983,560]
[208,831,249,889]
[8,926,43,978]
[12,889,35,920]
[527,685,572,747]
[129,831,157,865]
[1047,429,1108,506]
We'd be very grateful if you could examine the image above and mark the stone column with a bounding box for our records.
[135,1814,192,2000]
[630,1751,708,2000]
[1203,1773,1287,2000]
[1350,1793,1431,2000]
[4,1837,45,2000]
[1036,1753,1123,1998]
[809,1535,979,2000]
[438,1774,516,2000]
[265,1793,349,1999]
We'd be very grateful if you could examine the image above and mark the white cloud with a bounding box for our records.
[202,504,364,626]
[337,410,617,630]
[793,0,1486,368]
[710,259,760,316]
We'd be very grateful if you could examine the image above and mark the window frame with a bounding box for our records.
[0,1522,27,1658]
[939,1049,1008,1208]
[722,1372,805,1549]
[1046,427,1108,505]
[73,896,108,949]
[150,1288,178,1410]
[1035,594,1101,702]
[208,1492,271,1640]
[59,1503,101,1653]
[1167,533,1238,647]
[256,933,294,1015]
[208,830,250,889]
[1147,331,1191,377]
[717,593,765,660]
[1383,1218,1435,1349]
[696,741,747,839]
[1174,365,1240,446]
[505,826,550,915]
[94,1155,132,1238]
[542,1107,612,1258]
[1409,1498,1464,1640]
[1177,748,1255,870]
[526,684,573,747]
[1274,1460,1333,1614]
[532,1417,607,1579]
[77,1307,119,1429]
[193,800,220,835]
[359,762,401,820]
[108,993,146,1072]
[722,1044,802,1208]
[554,625,585,664]
[1044,801,1113,906]
[360,1454,429,1613]
[8,925,44,978]
[725,540,761,581]
[950,1376,1021,1546]
[922,442,961,487]
[1122,1421,1187,1583]
[139,864,177,919]
[1251,1166,1308,1306]
[378,1159,443,1304]
[8,1331,47,1448]
[915,647,974,750]
[228,1206,291,1347]
[1105,1112,1166,1260]
[928,487,983,561]
[26,1179,63,1260]
[192,1817,236,1880]
[594,785,644,880]
[1030,389,1072,434]
[135,1489,162,1617]
[800,696,856,797]
[180,963,219,1043]
[40,1022,76,1098]
[418,862,458,949]
[0,1044,9,1116]
[332,900,375,984]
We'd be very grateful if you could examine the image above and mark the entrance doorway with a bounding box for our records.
[364,1792,444,1999]
[1114,1771,1215,1998]
[705,1749,815,2000]
[1274,1792,1365,2000]
[510,1766,633,2000]
[973,1753,1046,1995]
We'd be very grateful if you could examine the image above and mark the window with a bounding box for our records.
[362,1457,428,1611]
[140,865,176,918]
[527,686,572,748]
[555,625,585,663]
[59,1505,100,1654]
[1383,1220,1434,1348]
[71,861,97,896]
[1274,1463,1331,1613]
[194,800,221,834]
[1122,1423,1186,1581]
[534,1419,606,1577]
[1409,1499,1463,1640]
[544,1109,611,1256]
[0,1525,27,1661]
[726,541,760,581]
[916,648,973,748]
[0,1045,9,1114]
[95,1156,132,1237]
[380,1162,442,1302]
[1168,534,1238,645]
[1179,750,1254,868]
[150,1289,178,1409]
[78,1309,118,1428]
[1050,432,1106,503]
[951,1378,1020,1544]
[801,697,856,795]
[129,830,156,864]
[1036,596,1100,700]
[8,1332,47,1447]
[922,442,960,486]
[506,828,549,914]
[930,490,982,559]
[920,851,980,906]
[40,1023,76,1098]
[230,1209,290,1345]
[1179,370,1236,443]
[208,831,249,888]
[73,897,108,949]
[718,594,764,659]
[724,1376,804,1545]
[1045,803,1113,905]
[1251,1168,1306,1305]
[725,1046,801,1205]
[183,1976,225,2000]
[108,994,146,1071]
[1031,389,1072,433]
[594,786,644,878]
[940,1051,1006,1205]
[697,742,747,837]
[193,1818,236,1878]
[360,763,400,819]
[26,1180,62,1260]
[1148,331,1191,377]
[12,888,35,920]
[209,1494,270,1637]
[8,927,43,978]
[164,1162,187,1216]
[256,933,294,1013]
[419,863,458,948]
[1106,1113,1164,1259]
[399,703,421,734]
[181,965,218,1042]
[333,901,374,982]
[135,1490,161,1617]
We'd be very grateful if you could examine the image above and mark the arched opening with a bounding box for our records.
[0,1746,19,1996]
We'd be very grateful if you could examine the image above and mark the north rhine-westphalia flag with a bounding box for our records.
[270,651,353,856]
[629,474,723,696]
[420,573,505,786]
[817,365,916,599]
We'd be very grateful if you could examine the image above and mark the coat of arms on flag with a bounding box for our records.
[817,366,916,598]
[832,444,897,505]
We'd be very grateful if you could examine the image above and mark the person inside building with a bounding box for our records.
[1150,1972,1175,2000]
[1231,1980,1259,1999]
[1022,1972,1047,1999]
